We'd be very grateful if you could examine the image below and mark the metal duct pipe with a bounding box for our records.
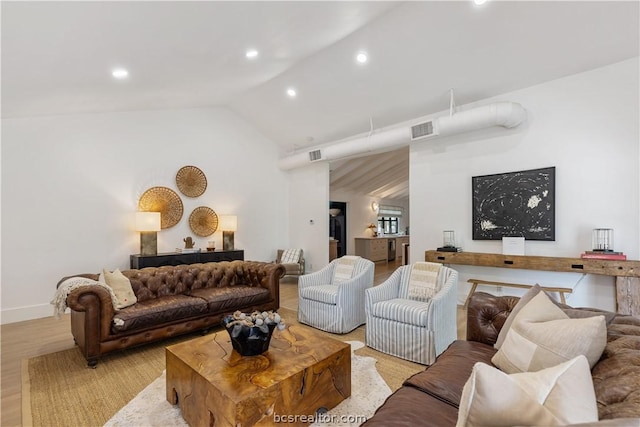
[278,101,526,170]
[277,126,410,171]
[437,102,526,136]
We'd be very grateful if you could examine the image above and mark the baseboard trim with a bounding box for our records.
[1,303,56,324]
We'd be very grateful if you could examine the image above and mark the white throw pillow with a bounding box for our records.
[492,291,606,373]
[494,284,544,349]
[280,249,301,264]
[406,262,441,301]
[100,269,137,309]
[457,356,599,427]
[332,256,359,283]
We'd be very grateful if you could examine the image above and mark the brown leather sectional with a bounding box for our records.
[59,260,285,367]
[363,291,640,426]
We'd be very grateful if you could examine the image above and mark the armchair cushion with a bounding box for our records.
[369,298,430,326]
[299,284,339,305]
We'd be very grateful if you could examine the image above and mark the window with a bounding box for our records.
[377,205,403,234]
[378,217,399,234]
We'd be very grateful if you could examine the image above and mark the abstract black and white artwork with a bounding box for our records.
[472,167,555,241]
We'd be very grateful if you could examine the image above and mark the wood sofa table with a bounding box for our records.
[166,325,351,427]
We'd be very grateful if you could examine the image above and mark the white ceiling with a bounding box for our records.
[2,1,639,200]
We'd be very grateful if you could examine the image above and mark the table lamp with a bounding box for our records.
[220,215,237,250]
[136,212,161,255]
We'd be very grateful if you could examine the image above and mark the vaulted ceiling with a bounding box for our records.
[2,1,638,201]
[330,147,409,201]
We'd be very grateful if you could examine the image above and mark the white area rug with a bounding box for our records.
[104,341,390,427]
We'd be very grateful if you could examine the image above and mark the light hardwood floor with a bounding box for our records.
[2,259,465,427]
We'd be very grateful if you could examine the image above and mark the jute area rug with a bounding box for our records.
[24,307,424,426]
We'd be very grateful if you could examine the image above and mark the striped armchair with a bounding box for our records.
[298,256,375,334]
[365,264,458,365]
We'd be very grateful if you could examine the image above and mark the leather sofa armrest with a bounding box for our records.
[466,291,521,346]
[66,285,116,340]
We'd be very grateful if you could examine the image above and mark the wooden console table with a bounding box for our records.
[425,250,640,316]
[130,250,244,269]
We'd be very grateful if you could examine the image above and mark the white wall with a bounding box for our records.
[1,107,289,323]
[287,162,330,272]
[410,58,640,311]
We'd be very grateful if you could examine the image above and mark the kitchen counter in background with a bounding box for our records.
[329,239,338,261]
[355,236,409,262]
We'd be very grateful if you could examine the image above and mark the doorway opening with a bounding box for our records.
[329,201,347,257]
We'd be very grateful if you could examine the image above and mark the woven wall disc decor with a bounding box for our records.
[189,206,219,237]
[138,186,184,229]
[176,166,207,198]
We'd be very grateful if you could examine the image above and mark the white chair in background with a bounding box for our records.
[275,249,305,277]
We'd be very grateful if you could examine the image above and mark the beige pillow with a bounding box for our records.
[332,256,359,283]
[100,269,137,309]
[492,291,606,373]
[457,356,598,427]
[495,284,543,349]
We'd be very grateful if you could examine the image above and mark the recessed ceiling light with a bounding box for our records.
[473,0,488,5]
[245,49,259,59]
[112,68,129,79]
[356,51,368,64]
[286,88,297,98]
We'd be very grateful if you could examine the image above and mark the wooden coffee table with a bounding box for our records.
[166,325,351,427]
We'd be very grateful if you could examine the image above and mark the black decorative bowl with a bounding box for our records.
[221,315,277,356]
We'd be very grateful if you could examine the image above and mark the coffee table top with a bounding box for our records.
[166,325,351,401]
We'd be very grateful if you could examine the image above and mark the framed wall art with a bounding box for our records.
[472,166,555,241]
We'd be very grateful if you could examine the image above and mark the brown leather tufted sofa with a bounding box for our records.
[363,291,640,426]
[59,260,285,367]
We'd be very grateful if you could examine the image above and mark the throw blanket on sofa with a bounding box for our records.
[407,262,441,301]
[51,277,118,319]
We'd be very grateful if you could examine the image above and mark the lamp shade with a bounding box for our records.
[219,215,238,231]
[135,212,161,232]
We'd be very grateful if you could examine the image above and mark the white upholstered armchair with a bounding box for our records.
[365,263,458,365]
[275,249,305,277]
[298,256,375,334]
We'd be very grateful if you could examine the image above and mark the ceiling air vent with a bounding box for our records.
[411,120,438,141]
[308,149,322,161]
